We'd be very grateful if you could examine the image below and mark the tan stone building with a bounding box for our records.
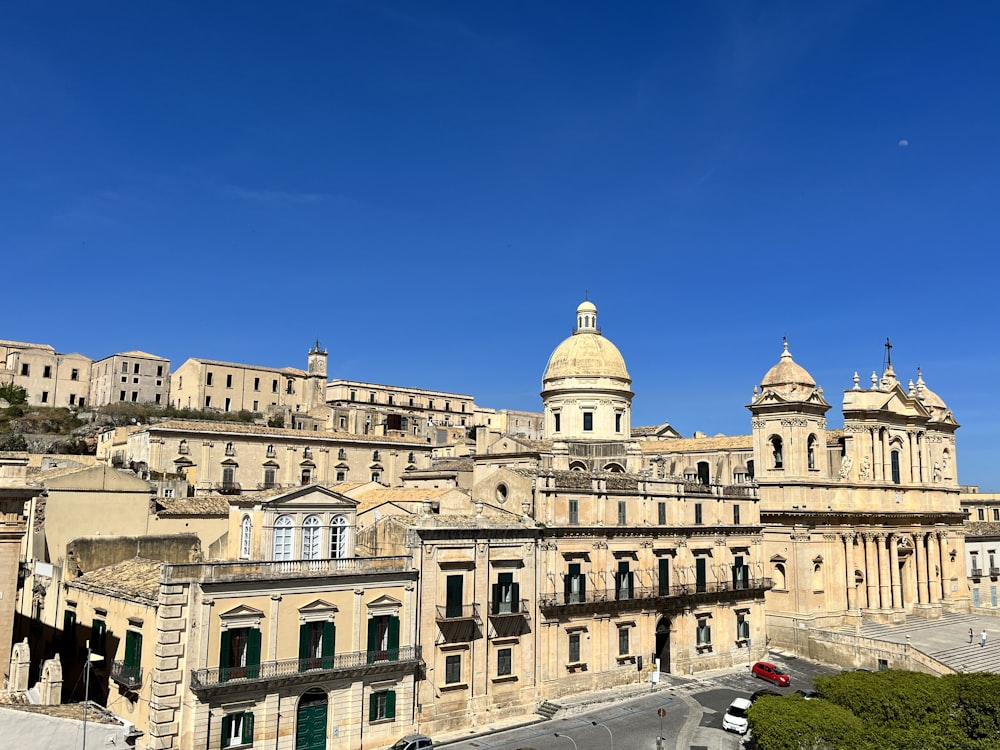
[0,454,40,683]
[959,490,1000,609]
[123,419,433,496]
[0,339,92,408]
[89,350,171,407]
[171,343,328,418]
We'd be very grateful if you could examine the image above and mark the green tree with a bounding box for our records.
[0,432,28,451]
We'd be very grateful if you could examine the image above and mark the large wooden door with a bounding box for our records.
[296,690,328,750]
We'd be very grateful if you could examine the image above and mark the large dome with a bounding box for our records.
[542,301,631,382]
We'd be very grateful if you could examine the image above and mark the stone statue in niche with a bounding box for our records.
[933,461,942,482]
[859,457,872,480]
[838,455,854,480]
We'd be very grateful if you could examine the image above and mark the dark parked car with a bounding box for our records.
[795,689,823,700]
[390,735,433,750]
[749,687,783,702]
[751,661,790,687]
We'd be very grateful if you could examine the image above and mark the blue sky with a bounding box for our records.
[3,2,998,488]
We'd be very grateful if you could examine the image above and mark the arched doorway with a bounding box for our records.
[655,617,671,674]
[296,689,328,750]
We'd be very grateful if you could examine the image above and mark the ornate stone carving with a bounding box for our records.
[838,455,854,480]
[781,418,808,427]
[843,423,867,434]
[751,419,766,430]
[859,457,872,480]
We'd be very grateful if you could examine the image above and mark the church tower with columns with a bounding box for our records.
[749,341,969,650]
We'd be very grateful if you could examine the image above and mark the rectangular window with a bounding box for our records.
[71,368,79,380]
[222,711,254,747]
[253,377,260,391]
[43,365,52,378]
[119,390,126,402]
[219,627,262,681]
[40,391,48,403]
[492,572,518,615]
[696,557,707,593]
[91,619,106,656]
[694,503,703,525]
[658,557,670,596]
[272,379,278,393]
[583,411,593,431]
[733,555,748,589]
[154,394,161,404]
[121,362,129,373]
[369,392,375,403]
[350,389,356,401]
[617,500,627,525]
[994,509,1000,522]
[205,396,211,408]
[616,561,633,600]
[157,365,163,377]
[554,413,561,432]
[298,620,336,671]
[979,509,986,521]
[568,499,579,525]
[388,394,394,405]
[226,373,233,388]
[124,629,143,671]
[225,397,231,412]
[206,372,213,386]
[336,471,346,481]
[286,379,294,394]
[615,412,622,432]
[428,399,434,409]
[366,614,400,662]
[369,690,396,722]
[445,654,462,684]
[131,391,138,402]
[696,617,712,647]
[733,504,741,525]
[253,401,259,411]
[736,612,750,640]
[497,647,512,676]
[658,502,666,525]
[446,575,464,618]
[618,626,630,656]
[62,610,76,655]
[566,563,585,604]
[132,377,139,384]
[69,394,76,406]
[133,363,140,374]
[568,632,581,663]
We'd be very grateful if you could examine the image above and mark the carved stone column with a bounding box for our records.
[927,532,941,603]
[844,533,858,611]
[877,533,891,610]
[937,532,950,601]
[864,533,878,609]
[915,531,929,605]
[889,534,902,610]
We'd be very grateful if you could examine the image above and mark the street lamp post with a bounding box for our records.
[554,732,579,750]
[592,720,614,750]
[82,640,104,749]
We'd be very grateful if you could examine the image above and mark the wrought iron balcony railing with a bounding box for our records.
[972,568,984,577]
[487,598,530,618]
[435,603,481,622]
[190,645,421,690]
[110,660,143,690]
[539,578,772,609]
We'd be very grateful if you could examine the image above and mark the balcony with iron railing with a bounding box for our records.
[190,645,422,691]
[110,660,143,690]
[215,481,242,495]
[539,578,773,613]
[990,567,1000,577]
[435,603,481,623]
[487,598,530,618]
[972,567,984,578]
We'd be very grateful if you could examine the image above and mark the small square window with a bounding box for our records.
[43,365,52,378]
[497,647,512,676]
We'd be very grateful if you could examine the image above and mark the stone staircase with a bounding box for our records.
[844,612,1000,674]
[536,700,560,719]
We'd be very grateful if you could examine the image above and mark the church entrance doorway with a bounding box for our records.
[296,689,328,750]
[655,617,671,674]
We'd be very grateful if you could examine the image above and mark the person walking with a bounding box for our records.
[982,630,988,648]
[970,627,975,644]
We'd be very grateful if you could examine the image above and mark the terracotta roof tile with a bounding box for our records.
[67,557,163,603]
[155,496,230,516]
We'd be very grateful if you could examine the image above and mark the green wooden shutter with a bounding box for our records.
[366,618,378,663]
[510,582,520,612]
[220,714,231,749]
[369,691,378,721]
[491,583,500,615]
[387,615,400,660]
[246,628,261,678]
[124,630,142,669]
[385,690,396,719]
[322,621,335,668]
[91,619,106,655]
[242,712,254,744]
[658,557,669,596]
[62,611,76,652]
[219,630,232,682]
[298,622,310,672]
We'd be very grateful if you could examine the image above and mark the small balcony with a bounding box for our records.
[110,660,143,690]
[190,645,422,692]
[972,568,984,578]
[435,603,480,622]
[487,598,530,619]
[990,567,999,577]
[215,482,242,495]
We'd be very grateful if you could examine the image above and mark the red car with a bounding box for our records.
[751,661,790,687]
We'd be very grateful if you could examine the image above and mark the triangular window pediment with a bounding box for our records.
[770,554,787,563]
[299,599,338,622]
[262,485,359,510]
[367,594,402,614]
[220,604,264,629]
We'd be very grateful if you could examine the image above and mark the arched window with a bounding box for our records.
[301,467,312,485]
[302,515,321,559]
[770,436,783,469]
[239,515,252,559]
[697,461,710,486]
[330,516,348,559]
[890,450,901,484]
[273,515,294,560]
[807,434,817,470]
[812,562,823,592]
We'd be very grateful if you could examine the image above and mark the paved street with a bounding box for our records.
[437,656,838,750]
